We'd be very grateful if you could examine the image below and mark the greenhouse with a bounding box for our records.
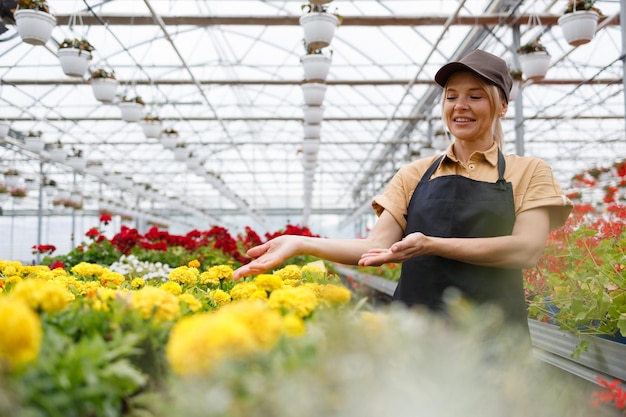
[1,0,625,416]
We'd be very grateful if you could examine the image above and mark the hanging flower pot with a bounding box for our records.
[119,98,145,123]
[299,8,340,50]
[161,129,179,149]
[301,82,327,106]
[3,169,20,188]
[173,146,188,161]
[57,38,94,77]
[302,137,321,154]
[303,123,321,138]
[87,160,105,177]
[301,53,332,82]
[67,148,87,171]
[90,69,118,103]
[0,122,9,139]
[47,143,66,163]
[517,38,551,81]
[14,7,56,46]
[302,105,324,124]
[24,132,45,153]
[141,118,162,138]
[558,10,600,47]
[509,70,523,101]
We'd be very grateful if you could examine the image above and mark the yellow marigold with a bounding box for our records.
[90,287,118,311]
[0,260,22,276]
[166,300,284,376]
[254,274,284,293]
[282,313,306,337]
[71,262,104,279]
[229,282,258,300]
[131,286,181,323]
[250,289,268,300]
[198,271,220,286]
[188,259,201,268]
[207,265,235,282]
[301,263,325,275]
[50,267,69,278]
[9,279,72,313]
[302,282,323,298]
[169,266,199,286]
[358,311,389,332]
[4,275,22,286]
[274,264,301,281]
[209,289,232,306]
[77,281,101,297]
[0,297,42,369]
[131,278,146,289]
[282,279,299,287]
[268,286,318,318]
[20,265,52,279]
[319,284,352,304]
[160,281,183,296]
[179,293,202,312]
[100,269,126,287]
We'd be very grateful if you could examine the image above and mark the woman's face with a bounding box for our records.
[443,71,505,145]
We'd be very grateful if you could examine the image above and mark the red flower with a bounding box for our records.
[49,261,65,270]
[99,214,112,225]
[85,227,101,238]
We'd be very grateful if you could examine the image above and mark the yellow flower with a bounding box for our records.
[199,271,220,286]
[229,282,258,300]
[282,278,299,287]
[274,264,301,281]
[100,269,126,287]
[179,293,202,312]
[268,286,318,318]
[166,300,284,377]
[254,274,284,293]
[71,262,104,279]
[207,265,235,282]
[0,297,42,369]
[282,313,306,337]
[4,275,22,286]
[209,289,232,306]
[131,286,181,323]
[160,281,183,296]
[0,261,22,277]
[90,287,118,311]
[9,279,72,313]
[250,289,268,300]
[319,284,352,304]
[169,266,199,286]
[188,259,201,268]
[131,278,146,289]
[301,263,325,275]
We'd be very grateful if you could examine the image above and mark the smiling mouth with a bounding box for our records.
[453,118,474,122]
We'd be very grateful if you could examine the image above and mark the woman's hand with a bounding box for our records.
[359,232,431,266]
[233,235,302,280]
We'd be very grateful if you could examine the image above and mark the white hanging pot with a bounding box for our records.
[303,124,321,139]
[518,52,551,81]
[24,136,45,153]
[14,9,56,46]
[302,105,324,124]
[67,156,87,171]
[301,54,332,82]
[173,147,188,161]
[0,123,9,139]
[302,82,327,106]
[91,78,118,103]
[4,175,20,188]
[47,147,67,162]
[302,160,317,170]
[141,120,162,138]
[161,133,179,149]
[558,10,599,47]
[299,12,340,50]
[119,102,145,122]
[509,80,521,101]
[302,138,321,154]
[58,48,92,77]
[87,163,105,177]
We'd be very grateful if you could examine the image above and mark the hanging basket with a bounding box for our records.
[67,156,87,171]
[119,102,145,123]
[509,80,521,101]
[558,10,599,47]
[58,48,92,77]
[24,136,45,153]
[301,54,332,82]
[303,123,322,138]
[518,52,551,81]
[302,105,324,124]
[302,138,321,154]
[173,147,188,161]
[299,12,340,50]
[47,147,67,163]
[141,120,162,138]
[161,133,179,149]
[302,82,327,106]
[0,123,10,139]
[91,78,118,103]
[4,175,20,188]
[309,0,333,4]
[14,9,57,46]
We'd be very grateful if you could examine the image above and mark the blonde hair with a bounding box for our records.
[440,75,507,148]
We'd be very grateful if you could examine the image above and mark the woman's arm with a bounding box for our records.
[359,207,551,269]
[233,210,404,280]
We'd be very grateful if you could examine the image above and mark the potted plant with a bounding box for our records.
[42,177,56,196]
[0,183,9,202]
[67,147,87,171]
[3,168,20,188]
[161,127,179,149]
[303,123,321,139]
[86,159,105,177]
[173,142,188,161]
[46,140,66,162]
[300,41,333,82]
[23,130,44,153]
[301,81,327,106]
[57,38,95,77]
[89,68,118,103]
[119,95,146,123]
[558,0,602,46]
[516,37,550,80]
[509,69,523,101]
[299,2,342,50]
[141,115,162,138]
[10,186,27,198]
[14,0,56,46]
[302,105,324,124]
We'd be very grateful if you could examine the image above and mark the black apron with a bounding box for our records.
[393,150,528,327]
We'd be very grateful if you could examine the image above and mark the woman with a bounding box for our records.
[234,49,572,327]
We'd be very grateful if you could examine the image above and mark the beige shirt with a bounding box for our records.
[372,143,573,232]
